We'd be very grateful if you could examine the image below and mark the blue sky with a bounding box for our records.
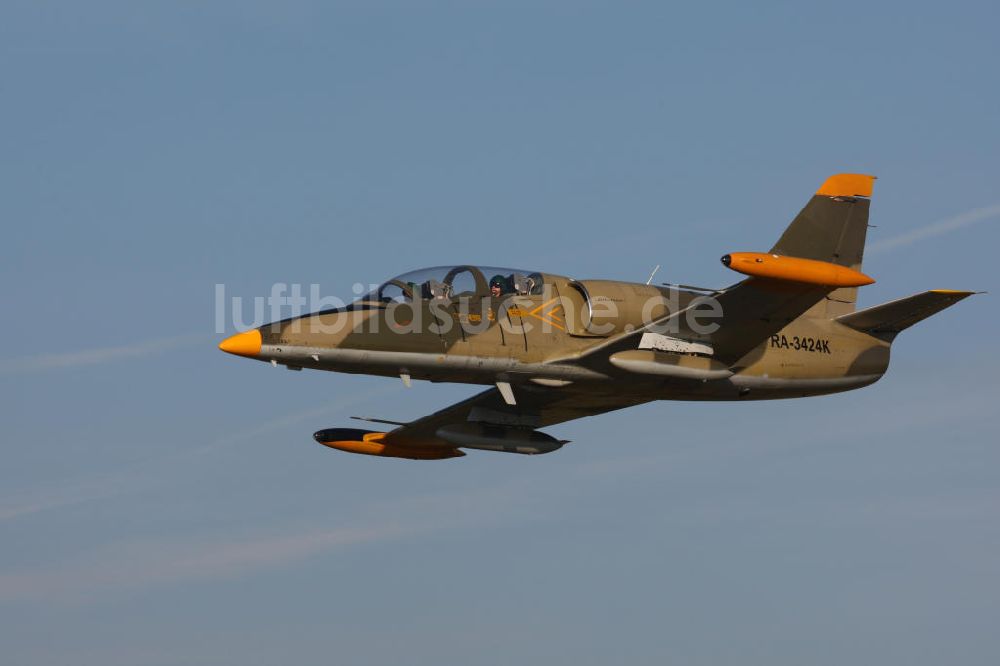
[2,2,999,664]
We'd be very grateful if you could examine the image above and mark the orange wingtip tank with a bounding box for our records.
[721,252,875,287]
[815,173,876,198]
[313,428,464,460]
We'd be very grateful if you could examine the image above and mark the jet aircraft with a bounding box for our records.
[219,174,975,459]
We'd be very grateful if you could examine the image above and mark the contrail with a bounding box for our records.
[0,384,403,522]
[868,203,1000,254]
[0,481,125,522]
[0,471,544,603]
[0,334,208,374]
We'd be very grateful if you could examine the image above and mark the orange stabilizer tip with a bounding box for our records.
[815,173,876,198]
[721,252,875,287]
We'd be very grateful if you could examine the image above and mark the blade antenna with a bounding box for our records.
[350,416,410,426]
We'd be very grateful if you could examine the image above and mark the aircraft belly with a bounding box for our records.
[260,344,609,384]
[650,372,884,401]
[261,341,882,400]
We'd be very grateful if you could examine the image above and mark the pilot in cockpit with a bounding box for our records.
[489,275,507,298]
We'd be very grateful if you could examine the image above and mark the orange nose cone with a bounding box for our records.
[218,329,262,357]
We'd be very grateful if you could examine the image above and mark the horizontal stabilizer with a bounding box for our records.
[836,290,977,341]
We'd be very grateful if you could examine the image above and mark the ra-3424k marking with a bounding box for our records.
[769,334,832,354]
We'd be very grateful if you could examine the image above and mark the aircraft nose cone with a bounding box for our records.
[218,329,262,357]
[720,254,732,267]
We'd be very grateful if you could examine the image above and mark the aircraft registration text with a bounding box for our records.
[769,334,831,354]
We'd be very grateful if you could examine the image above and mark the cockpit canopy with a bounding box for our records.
[361,265,545,303]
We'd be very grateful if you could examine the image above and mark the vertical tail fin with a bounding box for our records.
[770,173,876,316]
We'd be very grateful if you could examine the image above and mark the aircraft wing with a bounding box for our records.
[558,277,832,369]
[675,278,832,366]
[383,385,654,447]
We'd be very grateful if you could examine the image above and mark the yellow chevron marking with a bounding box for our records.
[525,298,566,331]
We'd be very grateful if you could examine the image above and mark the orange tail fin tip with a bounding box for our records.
[815,173,876,198]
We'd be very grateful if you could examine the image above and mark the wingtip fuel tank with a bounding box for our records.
[313,428,464,460]
[721,252,875,287]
